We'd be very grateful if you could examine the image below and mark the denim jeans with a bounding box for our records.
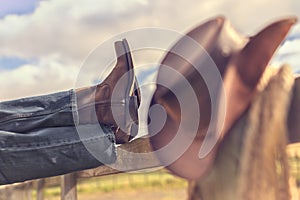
[0,90,116,185]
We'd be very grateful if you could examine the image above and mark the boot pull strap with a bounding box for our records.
[122,39,141,107]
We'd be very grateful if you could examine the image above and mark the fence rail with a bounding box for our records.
[2,141,300,200]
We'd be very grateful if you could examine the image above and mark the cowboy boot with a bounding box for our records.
[75,39,140,144]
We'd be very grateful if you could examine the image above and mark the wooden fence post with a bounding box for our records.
[36,179,45,200]
[61,173,77,200]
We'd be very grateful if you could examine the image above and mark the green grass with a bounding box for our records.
[31,170,187,199]
[287,144,300,185]
[79,170,187,192]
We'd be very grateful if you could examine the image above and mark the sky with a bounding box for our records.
[0,0,299,102]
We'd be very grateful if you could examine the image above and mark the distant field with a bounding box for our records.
[287,143,300,185]
[33,170,188,200]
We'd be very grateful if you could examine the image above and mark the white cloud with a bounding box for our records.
[0,0,300,101]
[0,0,151,61]
[271,24,300,72]
[135,65,158,137]
[0,58,79,101]
[1,0,298,61]
[215,0,299,34]
[288,23,300,39]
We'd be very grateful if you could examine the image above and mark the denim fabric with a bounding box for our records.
[0,90,116,185]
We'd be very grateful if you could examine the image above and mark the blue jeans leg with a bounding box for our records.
[0,90,116,185]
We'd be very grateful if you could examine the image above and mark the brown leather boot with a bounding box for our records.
[75,39,140,144]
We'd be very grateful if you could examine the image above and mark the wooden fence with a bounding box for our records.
[2,140,300,200]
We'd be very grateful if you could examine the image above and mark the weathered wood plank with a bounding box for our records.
[0,181,34,200]
[77,138,162,178]
[61,173,77,200]
[36,179,45,200]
